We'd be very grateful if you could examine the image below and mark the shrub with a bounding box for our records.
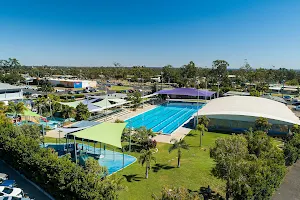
[0,124,124,200]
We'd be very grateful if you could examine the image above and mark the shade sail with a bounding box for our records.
[71,122,126,148]
[93,97,112,108]
[60,100,102,112]
[57,127,87,134]
[70,120,100,128]
[22,109,41,117]
[155,88,215,97]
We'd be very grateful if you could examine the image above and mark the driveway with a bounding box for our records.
[0,160,52,200]
[272,160,300,200]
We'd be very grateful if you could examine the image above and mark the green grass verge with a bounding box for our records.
[44,131,228,200]
[111,85,133,91]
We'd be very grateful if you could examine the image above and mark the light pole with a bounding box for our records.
[217,81,220,98]
[196,87,199,128]
[105,86,108,121]
[160,72,164,90]
[73,135,77,164]
[282,79,285,98]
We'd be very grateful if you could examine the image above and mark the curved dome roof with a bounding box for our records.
[199,96,300,125]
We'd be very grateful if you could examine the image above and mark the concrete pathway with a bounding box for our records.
[153,126,192,143]
[272,160,300,200]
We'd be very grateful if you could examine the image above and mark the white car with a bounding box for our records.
[0,174,8,181]
[0,187,24,198]
[295,105,300,111]
[0,197,31,200]
[31,94,39,98]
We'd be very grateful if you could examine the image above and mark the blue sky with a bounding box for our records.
[1,0,300,68]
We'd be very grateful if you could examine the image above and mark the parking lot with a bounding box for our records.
[0,160,52,200]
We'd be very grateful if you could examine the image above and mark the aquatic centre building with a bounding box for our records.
[198,96,300,135]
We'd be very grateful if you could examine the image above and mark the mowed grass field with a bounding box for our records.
[44,130,228,200]
[116,130,228,200]
[110,85,133,91]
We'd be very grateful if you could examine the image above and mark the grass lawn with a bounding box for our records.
[116,130,228,200]
[110,85,133,91]
[44,130,228,200]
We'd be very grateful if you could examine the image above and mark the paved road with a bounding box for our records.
[0,161,52,200]
[272,160,300,200]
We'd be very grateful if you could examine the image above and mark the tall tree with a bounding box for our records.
[38,80,54,94]
[254,117,272,133]
[162,65,174,83]
[169,139,189,168]
[211,60,229,96]
[139,149,156,179]
[210,135,249,199]
[128,91,142,110]
[196,124,207,147]
[75,103,90,121]
[7,102,26,118]
[62,105,76,119]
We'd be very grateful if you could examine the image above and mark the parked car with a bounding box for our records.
[292,98,300,104]
[31,94,40,98]
[55,89,65,93]
[0,180,15,188]
[0,174,8,181]
[83,89,90,93]
[283,96,292,101]
[68,90,75,94]
[0,186,24,198]
[0,197,32,200]
[117,83,124,86]
[75,90,82,94]
[295,105,300,111]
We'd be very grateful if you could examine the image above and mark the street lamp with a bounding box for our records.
[282,79,285,98]
[160,72,164,90]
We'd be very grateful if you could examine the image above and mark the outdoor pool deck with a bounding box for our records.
[44,143,136,175]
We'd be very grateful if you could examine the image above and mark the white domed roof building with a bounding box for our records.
[198,96,300,135]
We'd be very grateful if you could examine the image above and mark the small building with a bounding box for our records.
[198,96,300,135]
[0,83,24,102]
[269,84,299,95]
[47,78,97,88]
[224,91,250,97]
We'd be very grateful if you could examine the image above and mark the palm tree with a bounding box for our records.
[196,124,207,147]
[139,149,156,179]
[7,102,26,118]
[62,105,76,119]
[34,97,47,115]
[169,139,189,168]
[198,116,210,129]
[0,101,7,113]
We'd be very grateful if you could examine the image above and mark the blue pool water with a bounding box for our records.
[126,102,204,134]
[20,117,65,129]
[44,143,136,175]
[39,117,65,129]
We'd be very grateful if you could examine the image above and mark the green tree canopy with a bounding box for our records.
[75,103,91,121]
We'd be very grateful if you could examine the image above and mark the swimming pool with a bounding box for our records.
[44,143,136,175]
[125,102,204,134]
